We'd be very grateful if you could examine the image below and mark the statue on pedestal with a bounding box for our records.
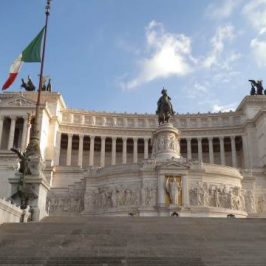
[156,88,175,124]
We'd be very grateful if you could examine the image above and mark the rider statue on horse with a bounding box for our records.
[156,88,175,124]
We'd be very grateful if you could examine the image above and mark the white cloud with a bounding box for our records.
[206,0,242,20]
[202,25,236,68]
[120,21,194,91]
[212,103,237,112]
[250,37,266,66]
[243,0,266,32]
[242,1,266,66]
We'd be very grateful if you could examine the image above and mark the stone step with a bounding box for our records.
[0,217,266,265]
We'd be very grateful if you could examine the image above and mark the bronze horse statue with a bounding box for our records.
[156,89,175,124]
[21,76,36,91]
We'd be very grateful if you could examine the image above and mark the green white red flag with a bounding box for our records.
[2,27,45,90]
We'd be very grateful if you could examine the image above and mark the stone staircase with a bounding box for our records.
[0,216,266,265]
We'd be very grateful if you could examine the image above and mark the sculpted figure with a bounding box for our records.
[21,75,36,91]
[249,80,264,95]
[156,88,175,124]
[111,188,117,208]
[245,190,256,213]
[214,188,220,207]
[166,178,180,205]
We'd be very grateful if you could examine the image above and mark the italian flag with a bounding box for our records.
[2,27,45,90]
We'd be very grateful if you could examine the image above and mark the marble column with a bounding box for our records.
[182,176,189,207]
[144,138,149,159]
[133,137,138,163]
[78,135,84,167]
[66,133,73,166]
[25,118,32,148]
[208,137,214,164]
[197,137,202,162]
[219,137,225,165]
[231,136,237,168]
[111,137,117,165]
[21,116,28,151]
[0,116,4,149]
[8,116,16,150]
[54,132,61,166]
[89,136,95,166]
[122,137,127,164]
[187,138,192,161]
[100,136,106,167]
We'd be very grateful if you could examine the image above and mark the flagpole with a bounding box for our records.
[26,0,51,157]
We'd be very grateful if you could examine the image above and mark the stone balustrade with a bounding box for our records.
[0,198,23,224]
[61,110,244,129]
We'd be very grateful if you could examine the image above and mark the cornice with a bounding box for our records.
[237,95,266,112]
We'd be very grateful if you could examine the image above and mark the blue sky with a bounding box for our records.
[1,0,266,114]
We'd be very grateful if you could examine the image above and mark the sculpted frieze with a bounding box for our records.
[46,183,85,215]
[85,183,140,210]
[189,181,246,211]
[141,182,157,206]
[1,96,37,108]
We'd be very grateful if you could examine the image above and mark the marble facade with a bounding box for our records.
[0,91,265,218]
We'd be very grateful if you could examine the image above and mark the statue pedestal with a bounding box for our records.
[152,123,181,161]
[9,157,50,221]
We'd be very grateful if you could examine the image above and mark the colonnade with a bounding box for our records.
[58,133,245,168]
[0,116,31,151]
[57,133,151,168]
[185,136,242,168]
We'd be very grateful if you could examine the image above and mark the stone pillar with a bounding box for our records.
[187,138,192,160]
[0,116,4,149]
[152,123,181,160]
[8,116,16,150]
[111,137,117,165]
[53,132,61,166]
[197,137,202,162]
[78,135,84,167]
[219,137,225,165]
[144,138,149,159]
[208,137,214,164]
[133,137,138,163]
[231,136,237,168]
[158,174,165,207]
[89,136,95,166]
[25,118,32,148]
[21,116,28,151]
[100,136,106,167]
[122,137,127,164]
[66,133,73,166]
[182,176,189,207]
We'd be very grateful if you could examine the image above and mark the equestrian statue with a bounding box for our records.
[156,88,175,124]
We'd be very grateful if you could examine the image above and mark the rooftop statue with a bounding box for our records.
[249,80,265,95]
[156,88,175,124]
[21,75,36,91]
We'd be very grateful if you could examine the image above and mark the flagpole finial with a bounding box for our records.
[45,0,51,16]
